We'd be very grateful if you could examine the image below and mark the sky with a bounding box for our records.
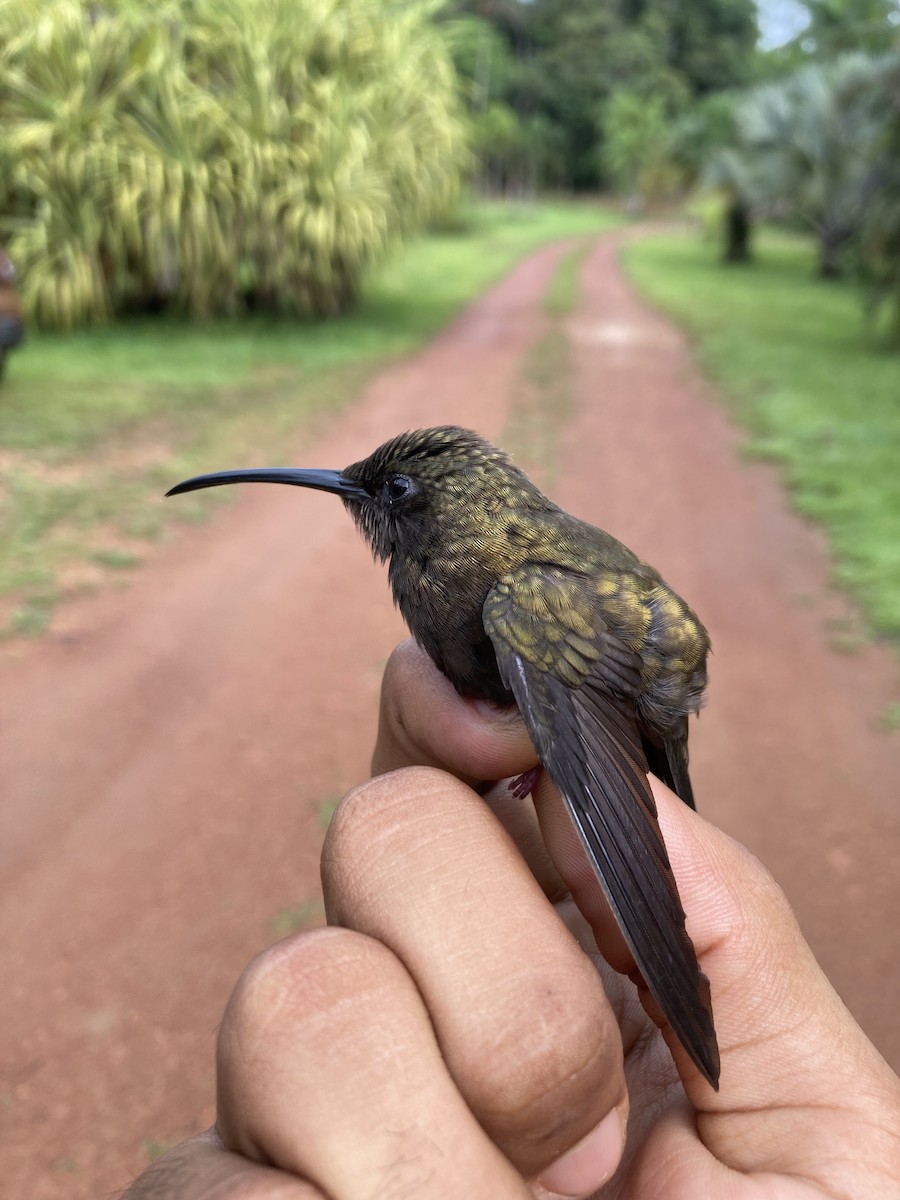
[756,0,810,48]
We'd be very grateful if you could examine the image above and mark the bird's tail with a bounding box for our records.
[642,722,696,811]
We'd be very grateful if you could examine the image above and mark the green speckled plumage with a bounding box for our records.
[166,424,719,1089]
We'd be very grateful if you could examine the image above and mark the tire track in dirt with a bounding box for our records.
[1,230,898,1199]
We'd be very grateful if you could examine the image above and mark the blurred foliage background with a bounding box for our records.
[440,0,900,333]
[0,0,467,326]
[2,0,899,333]
[0,0,898,642]
[1,0,900,333]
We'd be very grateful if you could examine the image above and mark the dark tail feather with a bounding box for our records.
[642,723,697,811]
[665,727,696,811]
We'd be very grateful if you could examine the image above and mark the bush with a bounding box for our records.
[0,0,467,328]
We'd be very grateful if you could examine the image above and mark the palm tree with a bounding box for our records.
[732,53,893,277]
[859,54,900,337]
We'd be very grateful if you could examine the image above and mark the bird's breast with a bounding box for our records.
[389,549,511,703]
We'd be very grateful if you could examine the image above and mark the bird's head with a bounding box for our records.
[166,426,547,567]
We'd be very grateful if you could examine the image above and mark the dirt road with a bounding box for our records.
[2,230,898,1199]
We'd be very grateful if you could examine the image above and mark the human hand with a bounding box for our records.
[126,639,900,1198]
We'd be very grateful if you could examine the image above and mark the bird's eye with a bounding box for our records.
[384,474,414,503]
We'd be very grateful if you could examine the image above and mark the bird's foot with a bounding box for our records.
[508,765,542,800]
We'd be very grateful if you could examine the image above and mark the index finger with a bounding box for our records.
[372,639,537,784]
[322,767,629,1190]
[122,1130,323,1198]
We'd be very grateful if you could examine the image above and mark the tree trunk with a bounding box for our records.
[818,224,853,279]
[723,199,752,263]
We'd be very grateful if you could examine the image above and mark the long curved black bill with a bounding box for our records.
[165,468,368,500]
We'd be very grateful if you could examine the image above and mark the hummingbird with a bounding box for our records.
[167,425,719,1088]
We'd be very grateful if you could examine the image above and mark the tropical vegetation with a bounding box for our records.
[0,0,467,329]
[439,0,760,193]
[1,0,898,640]
[705,51,899,277]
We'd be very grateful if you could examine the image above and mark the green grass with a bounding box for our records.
[624,228,900,644]
[0,199,619,635]
[543,239,592,318]
[505,240,587,486]
[2,201,618,455]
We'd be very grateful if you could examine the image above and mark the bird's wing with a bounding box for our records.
[483,564,719,1089]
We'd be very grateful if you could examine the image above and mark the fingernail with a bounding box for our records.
[537,1108,626,1197]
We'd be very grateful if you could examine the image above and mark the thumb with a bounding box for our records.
[534,771,900,1178]
[648,783,900,1187]
[650,781,886,1117]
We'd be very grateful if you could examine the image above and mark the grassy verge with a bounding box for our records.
[624,228,900,645]
[504,239,591,483]
[543,238,592,318]
[0,199,619,635]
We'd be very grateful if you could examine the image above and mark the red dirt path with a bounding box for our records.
[2,231,898,1199]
